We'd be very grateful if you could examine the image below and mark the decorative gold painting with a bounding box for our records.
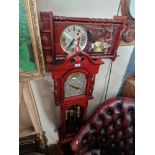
[19,0,45,81]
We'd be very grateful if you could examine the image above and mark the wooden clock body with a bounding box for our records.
[48,51,103,141]
[40,12,125,65]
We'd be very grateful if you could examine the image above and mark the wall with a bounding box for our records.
[117,48,135,96]
[30,0,134,145]
[36,0,120,18]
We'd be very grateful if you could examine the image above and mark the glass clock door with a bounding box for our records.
[64,72,86,98]
[65,105,84,134]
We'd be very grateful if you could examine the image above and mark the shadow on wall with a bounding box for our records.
[31,75,60,129]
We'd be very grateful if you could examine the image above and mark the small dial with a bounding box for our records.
[64,72,86,97]
[60,25,87,54]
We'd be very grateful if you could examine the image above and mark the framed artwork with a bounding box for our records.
[19,0,45,81]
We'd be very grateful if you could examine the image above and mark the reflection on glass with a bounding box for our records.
[86,26,113,54]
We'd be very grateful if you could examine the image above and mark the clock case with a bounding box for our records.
[40,12,126,65]
[48,52,103,105]
[48,50,103,140]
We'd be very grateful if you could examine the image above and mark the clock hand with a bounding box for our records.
[69,84,81,90]
[66,39,75,50]
[68,39,75,49]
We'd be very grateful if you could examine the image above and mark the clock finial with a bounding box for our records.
[75,37,81,53]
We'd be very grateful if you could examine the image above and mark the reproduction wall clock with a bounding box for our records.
[40,12,126,65]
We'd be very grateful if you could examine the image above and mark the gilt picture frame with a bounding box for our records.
[19,0,45,81]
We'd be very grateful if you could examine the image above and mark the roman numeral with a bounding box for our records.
[73,25,75,31]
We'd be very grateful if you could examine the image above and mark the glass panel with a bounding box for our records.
[65,72,86,97]
[65,105,84,134]
[85,25,113,54]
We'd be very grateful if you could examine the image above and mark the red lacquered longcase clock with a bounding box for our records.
[48,49,103,142]
[40,12,126,65]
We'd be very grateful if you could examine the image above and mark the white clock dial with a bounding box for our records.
[60,25,87,54]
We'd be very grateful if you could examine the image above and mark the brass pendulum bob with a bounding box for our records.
[77,106,80,118]
[65,110,68,121]
[76,106,81,128]
[65,110,69,132]
[73,106,76,123]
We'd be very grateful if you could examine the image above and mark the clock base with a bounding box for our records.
[57,140,74,155]
[58,127,75,145]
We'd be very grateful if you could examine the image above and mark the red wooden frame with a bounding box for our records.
[40,12,126,64]
[40,12,54,64]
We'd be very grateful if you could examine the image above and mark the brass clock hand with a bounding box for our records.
[69,84,81,90]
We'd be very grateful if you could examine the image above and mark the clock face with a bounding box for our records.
[60,25,87,54]
[65,72,86,97]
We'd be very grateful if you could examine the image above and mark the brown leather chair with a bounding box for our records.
[121,74,135,98]
[71,97,135,155]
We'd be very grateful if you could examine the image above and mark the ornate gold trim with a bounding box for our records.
[20,0,45,81]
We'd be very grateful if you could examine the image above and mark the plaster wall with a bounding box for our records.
[36,0,120,18]
[30,0,134,145]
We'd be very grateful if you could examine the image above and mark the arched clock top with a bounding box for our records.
[62,68,89,80]
[48,51,104,76]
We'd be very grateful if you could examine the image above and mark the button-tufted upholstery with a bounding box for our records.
[71,97,135,155]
